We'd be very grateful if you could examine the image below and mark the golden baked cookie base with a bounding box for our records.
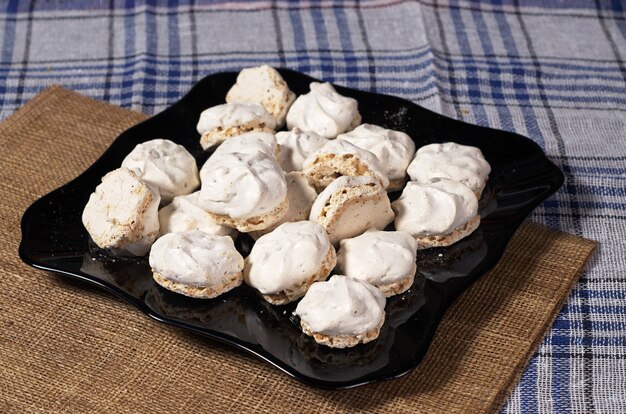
[152,271,243,299]
[207,196,289,232]
[414,215,481,250]
[300,312,385,348]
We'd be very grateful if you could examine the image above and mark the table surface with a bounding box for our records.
[1,1,624,413]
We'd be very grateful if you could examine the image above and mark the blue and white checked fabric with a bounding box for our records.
[1,1,624,412]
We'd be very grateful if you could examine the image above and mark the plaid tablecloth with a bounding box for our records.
[1,1,624,412]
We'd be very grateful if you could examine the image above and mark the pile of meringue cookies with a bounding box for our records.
[82,65,491,349]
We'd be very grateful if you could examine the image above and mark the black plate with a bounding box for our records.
[19,69,563,389]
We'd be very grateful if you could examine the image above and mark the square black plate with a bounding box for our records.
[19,69,563,389]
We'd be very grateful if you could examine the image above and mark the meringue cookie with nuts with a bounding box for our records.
[121,138,200,204]
[198,151,288,232]
[294,275,386,348]
[244,221,336,305]
[286,82,361,138]
[149,231,244,299]
[336,230,417,297]
[309,175,394,245]
[82,168,160,256]
[392,178,479,249]
[407,142,491,198]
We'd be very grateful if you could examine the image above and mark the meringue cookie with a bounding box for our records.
[310,175,394,245]
[392,178,480,249]
[407,142,491,197]
[196,103,277,150]
[275,128,330,172]
[294,275,386,348]
[244,221,336,305]
[82,168,160,256]
[336,230,417,297]
[149,231,244,299]
[226,65,296,127]
[286,82,361,138]
[302,139,389,191]
[158,192,237,239]
[249,171,318,239]
[211,131,279,159]
[198,151,288,232]
[121,138,200,204]
[337,124,415,191]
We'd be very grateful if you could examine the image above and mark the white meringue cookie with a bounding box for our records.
[303,138,390,189]
[82,168,160,256]
[244,221,332,295]
[286,82,361,138]
[309,175,395,245]
[295,275,385,336]
[198,151,287,219]
[196,103,277,150]
[337,124,415,184]
[407,142,491,196]
[158,192,237,239]
[275,128,329,172]
[211,131,278,159]
[149,231,243,287]
[121,138,200,204]
[226,65,296,127]
[392,178,478,237]
[336,230,417,288]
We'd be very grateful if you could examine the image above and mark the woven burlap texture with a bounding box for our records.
[0,87,597,413]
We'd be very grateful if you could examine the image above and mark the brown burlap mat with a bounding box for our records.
[0,87,597,413]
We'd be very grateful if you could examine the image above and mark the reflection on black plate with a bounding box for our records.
[19,69,563,389]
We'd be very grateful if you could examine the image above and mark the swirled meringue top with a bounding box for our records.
[294,275,386,336]
[336,230,417,286]
[392,178,478,236]
[286,82,361,138]
[121,138,200,204]
[244,221,331,294]
[196,102,276,135]
[303,139,389,188]
[406,142,491,194]
[211,131,278,159]
[337,124,416,182]
[198,151,287,219]
[149,231,244,287]
[158,192,237,239]
[276,128,329,172]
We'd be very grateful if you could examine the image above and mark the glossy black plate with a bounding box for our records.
[19,69,563,389]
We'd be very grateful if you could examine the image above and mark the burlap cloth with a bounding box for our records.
[0,87,596,413]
